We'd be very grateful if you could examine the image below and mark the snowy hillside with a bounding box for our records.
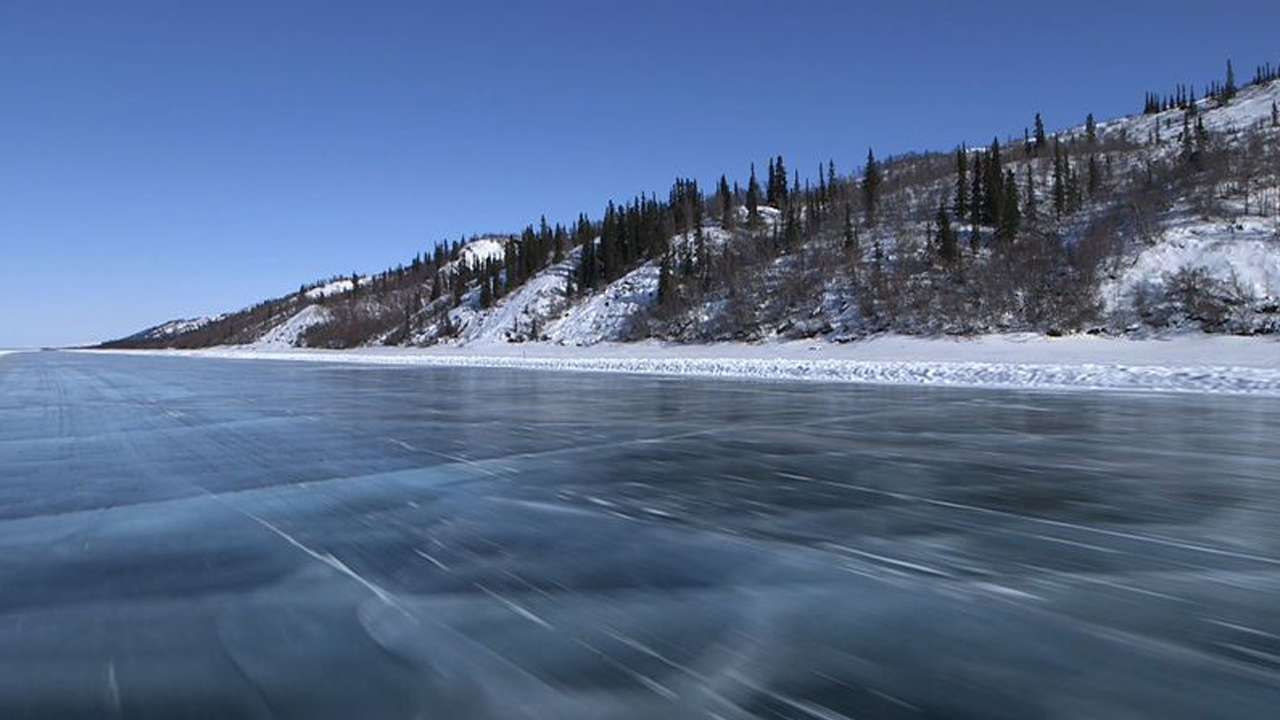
[105,66,1280,352]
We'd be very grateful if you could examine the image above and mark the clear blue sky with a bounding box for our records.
[2,0,1276,346]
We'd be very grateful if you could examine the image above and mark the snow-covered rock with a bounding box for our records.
[457,255,576,343]
[546,263,660,345]
[442,236,511,276]
[304,277,363,300]
[250,305,332,348]
[1103,216,1280,331]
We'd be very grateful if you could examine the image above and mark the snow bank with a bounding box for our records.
[92,334,1280,396]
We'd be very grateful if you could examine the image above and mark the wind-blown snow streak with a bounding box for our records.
[91,340,1280,396]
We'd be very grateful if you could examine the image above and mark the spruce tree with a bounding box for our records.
[746,164,761,228]
[772,156,788,206]
[998,170,1020,244]
[1193,117,1210,168]
[1066,162,1082,213]
[936,203,958,263]
[982,138,1004,226]
[1087,155,1101,197]
[970,151,984,227]
[765,158,776,205]
[718,175,734,229]
[657,251,673,305]
[1224,60,1237,102]
[555,225,567,264]
[955,146,969,219]
[843,203,857,253]
[1085,114,1097,144]
[1024,164,1038,226]
[1052,139,1066,218]
[862,148,881,227]
[1034,113,1047,151]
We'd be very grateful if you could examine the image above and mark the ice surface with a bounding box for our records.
[2,351,1279,718]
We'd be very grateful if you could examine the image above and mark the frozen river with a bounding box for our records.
[1,351,1278,719]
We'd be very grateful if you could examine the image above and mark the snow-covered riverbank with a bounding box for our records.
[87,334,1280,396]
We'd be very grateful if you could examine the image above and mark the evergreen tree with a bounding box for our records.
[970,151,984,227]
[770,156,789,206]
[1066,162,1082,213]
[936,203,958,263]
[954,146,969,219]
[1193,116,1210,167]
[1024,164,1038,226]
[765,158,776,205]
[554,224,567,263]
[997,170,1020,244]
[862,148,881,227]
[657,251,673,305]
[842,203,858,253]
[1224,59,1238,101]
[711,175,732,228]
[1052,139,1066,218]
[1272,100,1279,128]
[1087,154,1101,197]
[716,175,737,228]
[981,138,1004,226]
[1034,113,1047,151]
[746,164,761,227]
[1085,113,1097,144]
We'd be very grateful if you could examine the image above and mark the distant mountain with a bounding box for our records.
[104,63,1280,350]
